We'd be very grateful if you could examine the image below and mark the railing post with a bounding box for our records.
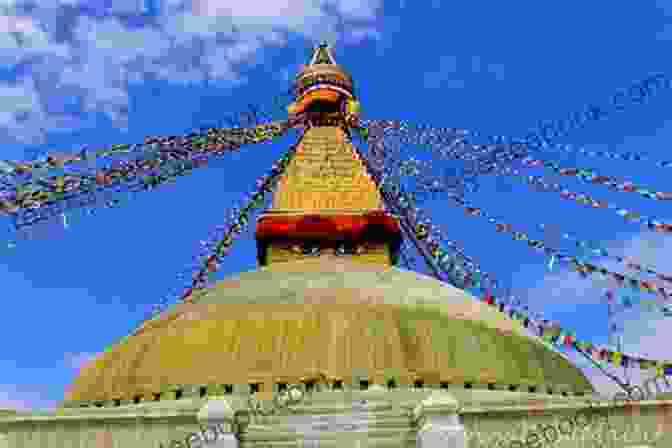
[415,392,466,448]
[197,398,239,447]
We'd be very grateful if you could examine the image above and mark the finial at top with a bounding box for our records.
[308,41,336,66]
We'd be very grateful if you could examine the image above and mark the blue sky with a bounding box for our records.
[0,0,672,409]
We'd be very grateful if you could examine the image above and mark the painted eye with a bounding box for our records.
[301,244,320,255]
[335,242,358,255]
[290,244,302,254]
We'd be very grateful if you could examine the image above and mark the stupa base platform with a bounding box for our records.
[1,388,670,447]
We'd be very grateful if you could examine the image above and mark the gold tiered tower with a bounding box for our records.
[53,43,598,447]
[257,42,400,268]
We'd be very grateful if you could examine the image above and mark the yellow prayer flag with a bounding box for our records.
[611,352,622,365]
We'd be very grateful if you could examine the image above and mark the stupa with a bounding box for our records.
[18,43,672,448]
[63,41,592,400]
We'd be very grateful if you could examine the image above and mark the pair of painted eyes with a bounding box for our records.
[335,244,365,255]
[288,244,319,255]
[289,244,365,255]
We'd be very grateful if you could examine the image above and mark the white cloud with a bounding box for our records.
[0,352,100,410]
[344,26,381,44]
[0,15,70,66]
[160,12,234,43]
[0,0,384,144]
[0,77,53,144]
[329,0,382,20]
[202,46,243,83]
[193,0,323,24]
[569,309,670,399]
[0,13,36,33]
[190,0,382,42]
[0,384,56,410]
[63,351,99,371]
[523,232,672,397]
[108,0,149,15]
[72,16,169,64]
[526,233,672,307]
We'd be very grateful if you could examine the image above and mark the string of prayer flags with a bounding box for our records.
[537,225,672,285]
[356,129,672,288]
[522,158,672,201]
[1,121,293,180]
[418,185,672,303]
[3,120,299,236]
[486,163,672,234]
[357,120,672,370]
[479,289,672,372]
[176,137,301,304]
[363,118,672,168]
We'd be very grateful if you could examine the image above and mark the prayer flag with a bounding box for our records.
[611,352,622,365]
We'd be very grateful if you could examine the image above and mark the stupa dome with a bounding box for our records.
[64,258,593,406]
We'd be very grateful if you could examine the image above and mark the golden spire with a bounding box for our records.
[256,44,400,267]
[269,127,382,213]
[309,41,337,65]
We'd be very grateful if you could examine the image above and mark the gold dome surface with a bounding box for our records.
[64,258,593,405]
